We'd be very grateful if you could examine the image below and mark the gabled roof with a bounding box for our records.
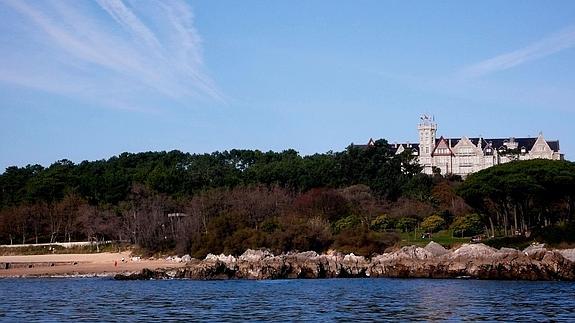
[483,137,558,152]
[357,135,559,154]
[437,137,559,152]
[431,136,454,156]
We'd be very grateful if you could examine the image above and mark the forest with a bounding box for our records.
[1,139,574,257]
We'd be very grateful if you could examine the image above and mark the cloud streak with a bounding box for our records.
[460,25,575,78]
[0,0,222,110]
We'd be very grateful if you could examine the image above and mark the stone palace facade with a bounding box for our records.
[363,116,563,177]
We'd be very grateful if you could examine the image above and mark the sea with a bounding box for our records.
[0,278,573,322]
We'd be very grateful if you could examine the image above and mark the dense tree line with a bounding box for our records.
[457,159,575,238]
[1,140,574,255]
[0,139,418,208]
[0,140,431,255]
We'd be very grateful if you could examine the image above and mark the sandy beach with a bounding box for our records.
[0,252,185,278]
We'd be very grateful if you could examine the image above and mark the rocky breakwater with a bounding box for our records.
[114,242,575,281]
[369,242,575,280]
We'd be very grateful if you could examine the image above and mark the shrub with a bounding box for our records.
[533,222,575,245]
[333,215,361,233]
[333,228,399,256]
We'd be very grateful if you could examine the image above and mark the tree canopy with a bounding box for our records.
[2,144,573,255]
[457,159,575,237]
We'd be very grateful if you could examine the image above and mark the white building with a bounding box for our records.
[363,115,563,177]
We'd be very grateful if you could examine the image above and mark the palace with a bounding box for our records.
[363,115,563,177]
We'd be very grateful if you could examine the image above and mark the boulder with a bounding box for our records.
[341,253,368,277]
[205,253,236,267]
[238,249,273,262]
[559,249,575,262]
[523,243,547,260]
[450,243,497,259]
[424,241,449,257]
[284,252,324,278]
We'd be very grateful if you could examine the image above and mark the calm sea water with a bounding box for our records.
[0,278,573,322]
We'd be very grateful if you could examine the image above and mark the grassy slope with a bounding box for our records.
[399,229,470,248]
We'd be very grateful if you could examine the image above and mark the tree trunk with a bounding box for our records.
[513,204,518,235]
[489,217,495,238]
[503,208,509,237]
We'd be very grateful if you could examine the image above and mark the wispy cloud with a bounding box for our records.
[459,25,575,78]
[0,0,222,110]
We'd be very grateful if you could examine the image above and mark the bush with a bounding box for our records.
[268,216,333,253]
[533,222,575,245]
[333,215,361,233]
[333,228,399,256]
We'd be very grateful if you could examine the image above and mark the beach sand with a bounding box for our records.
[0,252,185,277]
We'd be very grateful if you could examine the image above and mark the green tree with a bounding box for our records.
[395,217,418,233]
[458,159,575,237]
[370,214,393,232]
[451,214,484,237]
[420,215,445,233]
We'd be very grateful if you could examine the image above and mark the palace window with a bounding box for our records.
[459,147,474,156]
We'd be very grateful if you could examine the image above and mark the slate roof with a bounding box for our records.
[456,137,560,152]
[389,143,419,154]
[356,136,560,154]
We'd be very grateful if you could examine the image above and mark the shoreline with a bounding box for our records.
[0,252,185,278]
[115,243,575,281]
[2,242,575,281]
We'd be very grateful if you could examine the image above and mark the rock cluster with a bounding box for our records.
[114,243,575,281]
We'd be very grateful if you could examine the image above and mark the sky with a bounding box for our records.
[1,0,574,171]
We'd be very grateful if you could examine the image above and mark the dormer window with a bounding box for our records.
[486,148,492,153]
[521,147,526,154]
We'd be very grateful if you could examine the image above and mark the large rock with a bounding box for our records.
[424,241,449,257]
[559,249,575,262]
[523,243,547,260]
[449,243,497,259]
[205,253,237,269]
[341,253,368,277]
[114,245,575,281]
[238,249,273,262]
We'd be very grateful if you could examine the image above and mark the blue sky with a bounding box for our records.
[1,1,574,170]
